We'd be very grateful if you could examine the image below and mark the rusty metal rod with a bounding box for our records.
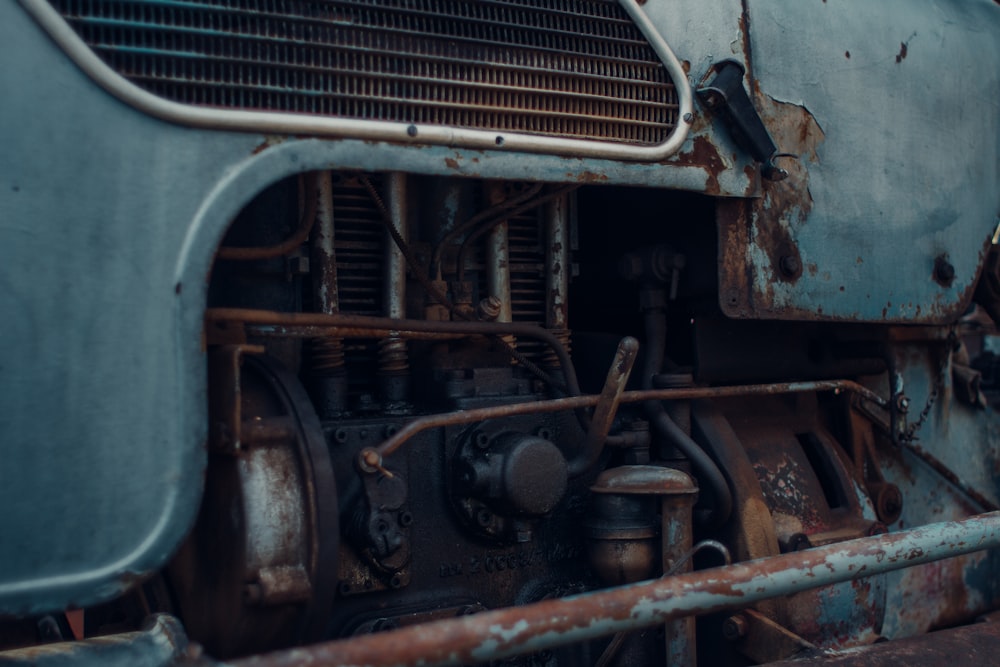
[229,512,1000,667]
[217,175,318,261]
[358,379,885,466]
[205,308,582,396]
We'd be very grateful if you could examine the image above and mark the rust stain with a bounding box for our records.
[673,135,726,194]
[252,135,287,154]
[896,42,908,63]
[444,157,460,170]
[747,92,826,305]
[572,171,609,183]
[716,199,754,318]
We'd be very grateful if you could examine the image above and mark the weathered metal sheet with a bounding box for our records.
[875,339,1000,637]
[721,0,1000,323]
[766,620,1000,666]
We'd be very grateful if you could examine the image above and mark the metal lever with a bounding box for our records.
[697,60,793,181]
[583,337,640,459]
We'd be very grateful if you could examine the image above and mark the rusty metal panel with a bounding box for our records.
[875,339,1000,638]
[720,0,1000,323]
[766,620,1000,666]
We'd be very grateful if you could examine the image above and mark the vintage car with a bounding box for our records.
[2,0,999,665]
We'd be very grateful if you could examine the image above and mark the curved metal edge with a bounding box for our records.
[18,0,692,162]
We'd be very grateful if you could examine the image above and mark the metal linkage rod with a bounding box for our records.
[360,378,884,465]
[230,512,1000,667]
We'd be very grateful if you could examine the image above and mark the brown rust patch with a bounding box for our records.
[444,157,460,170]
[747,93,826,305]
[572,171,609,183]
[895,42,908,63]
[673,135,726,195]
[716,199,755,318]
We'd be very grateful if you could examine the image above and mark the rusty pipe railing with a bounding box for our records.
[229,512,1000,667]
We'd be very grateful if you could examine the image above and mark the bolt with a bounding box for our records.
[389,574,404,589]
[476,508,493,527]
[683,112,694,124]
[779,255,802,278]
[406,125,418,137]
[372,618,399,632]
[896,395,910,414]
[474,431,490,449]
[722,614,748,641]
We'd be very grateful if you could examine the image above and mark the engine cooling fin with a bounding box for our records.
[46,0,679,146]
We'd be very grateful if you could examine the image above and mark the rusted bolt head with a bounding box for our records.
[895,395,910,414]
[722,614,748,641]
[779,255,802,279]
[875,484,904,524]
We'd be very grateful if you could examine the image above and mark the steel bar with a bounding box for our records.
[229,512,1000,667]
[204,307,582,395]
[364,378,884,460]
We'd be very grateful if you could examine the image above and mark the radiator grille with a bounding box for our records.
[48,0,678,145]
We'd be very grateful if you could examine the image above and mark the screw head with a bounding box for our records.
[722,614,748,641]
[779,254,802,278]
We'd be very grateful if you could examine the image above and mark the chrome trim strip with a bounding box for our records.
[19,0,693,162]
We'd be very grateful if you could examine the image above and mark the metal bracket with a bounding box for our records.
[697,60,792,181]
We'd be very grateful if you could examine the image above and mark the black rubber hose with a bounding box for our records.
[642,304,733,529]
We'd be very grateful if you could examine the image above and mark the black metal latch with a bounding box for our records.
[697,60,792,181]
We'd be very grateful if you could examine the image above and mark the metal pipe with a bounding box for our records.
[544,191,572,369]
[485,183,514,353]
[310,173,339,317]
[204,308,582,397]
[661,480,698,667]
[217,175,318,261]
[351,378,886,467]
[0,614,189,667]
[379,173,409,402]
[308,172,348,415]
[457,185,578,283]
[230,513,1000,667]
